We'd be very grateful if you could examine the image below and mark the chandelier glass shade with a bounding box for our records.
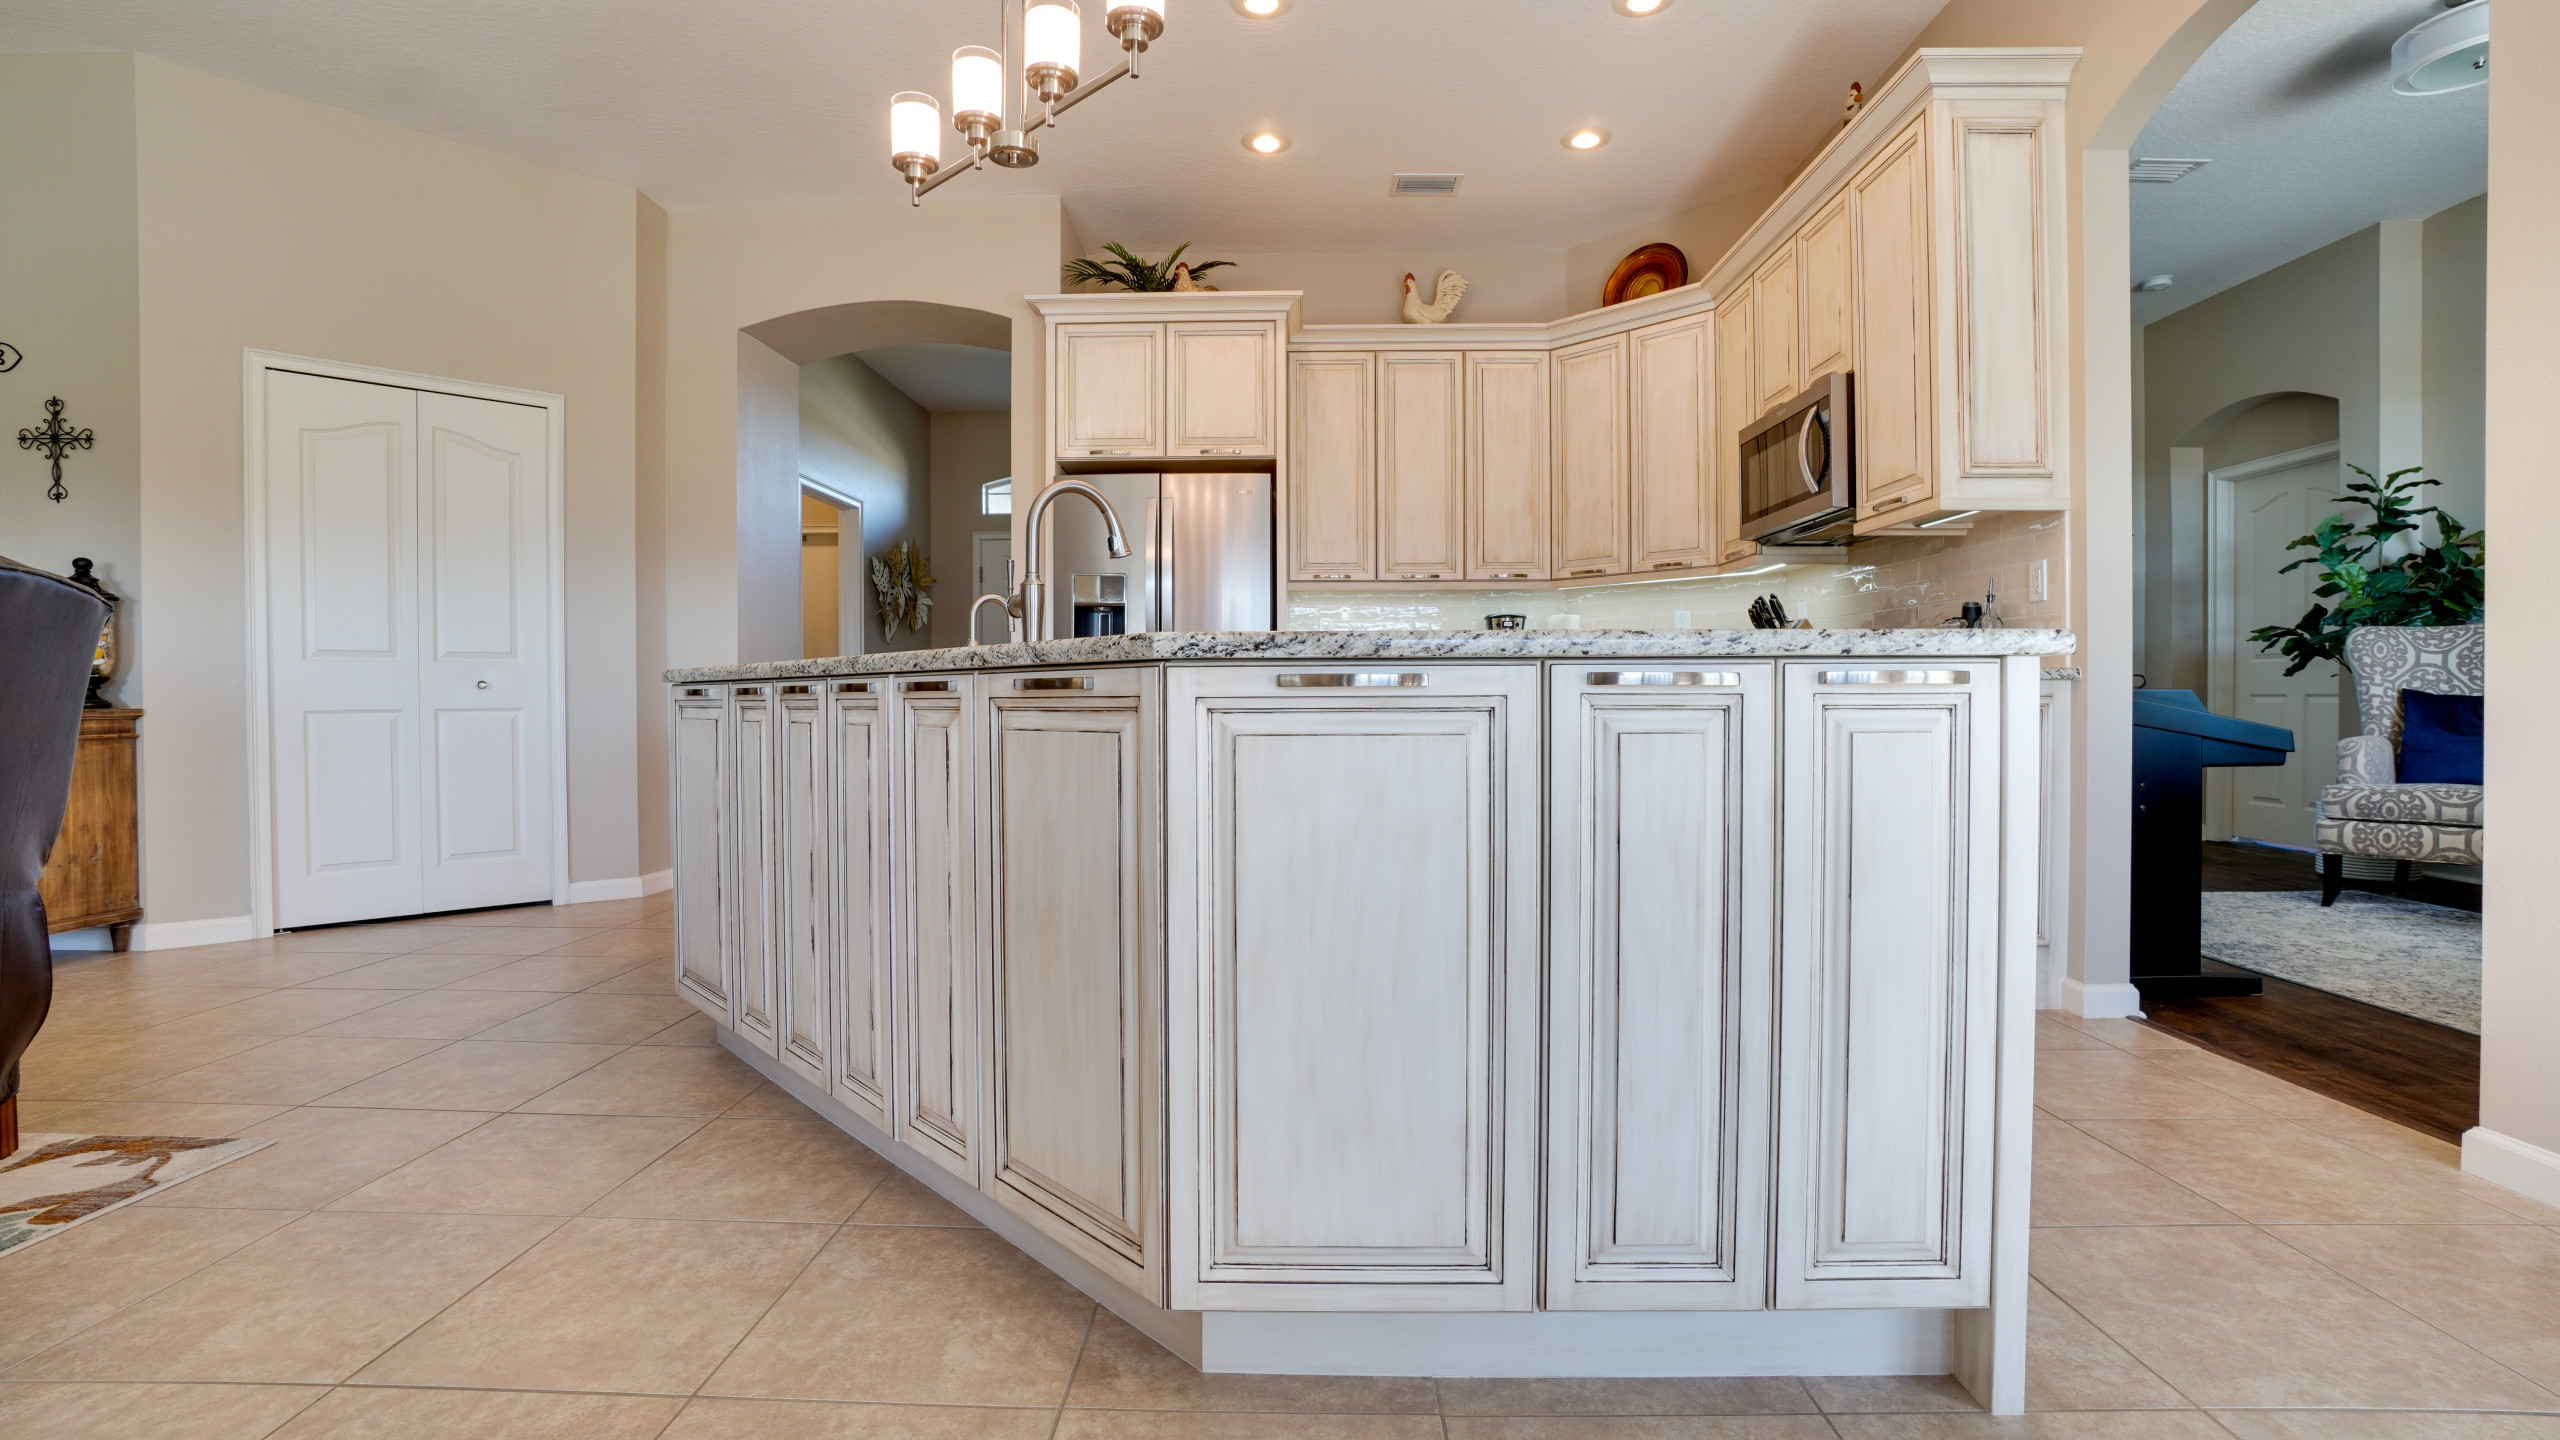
[890,0,1168,202]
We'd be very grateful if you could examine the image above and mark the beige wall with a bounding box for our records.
[1195,251,1568,326]
[799,353,931,653]
[2424,194,2488,519]
[927,411,1013,649]
[130,55,644,921]
[1562,184,1785,317]
[0,56,139,706]
[635,195,671,879]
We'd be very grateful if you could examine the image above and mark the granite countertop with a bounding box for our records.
[668,628,2077,684]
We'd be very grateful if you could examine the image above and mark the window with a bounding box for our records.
[982,477,1012,515]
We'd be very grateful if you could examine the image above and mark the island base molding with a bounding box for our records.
[722,1028,1973,1383]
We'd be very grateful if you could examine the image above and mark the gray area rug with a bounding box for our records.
[2199,890,2481,1033]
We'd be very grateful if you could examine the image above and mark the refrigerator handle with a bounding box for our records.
[1149,492,1170,632]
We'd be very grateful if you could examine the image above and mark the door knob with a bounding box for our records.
[476,680,490,690]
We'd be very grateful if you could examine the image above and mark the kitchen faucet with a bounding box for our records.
[1013,478,1133,641]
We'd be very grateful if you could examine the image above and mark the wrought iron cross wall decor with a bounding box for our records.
[19,396,92,504]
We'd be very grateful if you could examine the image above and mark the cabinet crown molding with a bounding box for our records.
[1033,291,1304,328]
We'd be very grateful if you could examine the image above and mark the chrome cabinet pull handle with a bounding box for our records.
[900,680,955,693]
[681,687,711,697]
[1014,676,1094,690]
[1869,493,1914,512]
[1820,669,1967,685]
[732,685,765,697]
[834,682,873,694]
[1651,560,1693,570]
[1568,566,1610,577]
[1588,671,1738,687]
[780,684,813,695]
[1276,673,1426,688]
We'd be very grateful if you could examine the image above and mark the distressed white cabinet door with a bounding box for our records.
[1551,334,1630,582]
[1753,246,1803,412]
[772,685,830,1088]
[1713,292,1759,566]
[1166,663,1541,1312]
[1851,121,1935,522]
[1798,197,1854,383]
[670,687,732,1025]
[894,677,982,1184]
[1628,315,1715,574]
[828,680,897,1133]
[1169,322,1277,457]
[1547,663,1774,1311]
[727,684,780,1058]
[1775,662,2000,1309]
[1286,352,1377,582]
[1057,323,1164,459]
[1377,352,1465,579]
[982,669,1163,1302]
[1464,352,1551,581]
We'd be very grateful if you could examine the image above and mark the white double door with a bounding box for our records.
[265,369,554,928]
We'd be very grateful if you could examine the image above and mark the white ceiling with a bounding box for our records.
[2129,0,2486,325]
[857,342,1010,412]
[0,0,1944,253]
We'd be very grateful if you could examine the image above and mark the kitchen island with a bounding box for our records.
[666,628,2071,1411]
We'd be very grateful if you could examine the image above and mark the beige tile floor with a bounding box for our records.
[8,905,2560,1438]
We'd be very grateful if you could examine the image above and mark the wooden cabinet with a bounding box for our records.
[1546,665,1773,1311]
[892,676,982,1185]
[1465,352,1551,580]
[1287,353,1376,581]
[1751,248,1801,414]
[1377,352,1465,579]
[40,709,142,950]
[1169,322,1278,457]
[1165,662,1541,1312]
[1628,315,1715,573]
[728,684,780,1057]
[1552,334,1630,581]
[773,684,830,1087]
[671,687,732,1024]
[827,679,897,1133]
[1851,123,1935,524]
[1775,662,1999,1309]
[1714,290,1760,566]
[1056,323,1164,459]
[980,668,1164,1302]
[1798,198,1853,383]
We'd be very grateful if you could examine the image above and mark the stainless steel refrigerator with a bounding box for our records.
[1041,472,1275,638]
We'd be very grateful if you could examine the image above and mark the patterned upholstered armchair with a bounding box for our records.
[2316,624,2484,905]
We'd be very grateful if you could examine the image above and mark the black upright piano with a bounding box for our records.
[2130,689,2295,1001]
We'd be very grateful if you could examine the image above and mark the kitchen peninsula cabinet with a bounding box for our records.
[671,627,2062,1405]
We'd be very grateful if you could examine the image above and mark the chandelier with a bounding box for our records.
[891,0,1166,205]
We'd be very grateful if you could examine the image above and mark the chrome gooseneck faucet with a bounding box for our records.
[1012,478,1133,641]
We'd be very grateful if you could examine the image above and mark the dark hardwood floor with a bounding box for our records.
[2136,840,2480,1142]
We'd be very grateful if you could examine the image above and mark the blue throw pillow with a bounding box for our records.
[2397,688,2483,785]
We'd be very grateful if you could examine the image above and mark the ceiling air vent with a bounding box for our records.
[1391,173,1463,197]
[2128,157,2211,184]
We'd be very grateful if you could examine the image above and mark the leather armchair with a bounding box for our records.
[2316,623,2484,905]
[0,555,109,1156]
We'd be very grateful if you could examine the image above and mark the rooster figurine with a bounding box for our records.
[1400,270,1470,325]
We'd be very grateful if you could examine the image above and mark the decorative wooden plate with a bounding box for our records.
[1602,243,1689,306]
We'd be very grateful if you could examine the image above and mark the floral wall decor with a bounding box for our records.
[871,539,935,641]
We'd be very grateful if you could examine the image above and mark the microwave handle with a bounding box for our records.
[1797,408,1823,494]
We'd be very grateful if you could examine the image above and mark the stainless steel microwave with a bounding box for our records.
[1738,372,1854,546]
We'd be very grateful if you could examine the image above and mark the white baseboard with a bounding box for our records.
[640,868,673,896]
[51,914,259,954]
[2061,978,2146,1020]
[2463,1127,2560,1211]
[563,876,643,904]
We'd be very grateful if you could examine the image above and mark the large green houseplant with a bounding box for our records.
[2248,464,2485,676]
[1062,242,1233,292]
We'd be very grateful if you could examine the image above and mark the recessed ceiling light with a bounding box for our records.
[1613,0,1670,14]
[1565,129,1609,151]
[1244,131,1288,154]
[1231,0,1287,15]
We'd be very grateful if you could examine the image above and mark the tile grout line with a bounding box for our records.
[1048,1301,1101,1439]
[2030,1272,2221,1417]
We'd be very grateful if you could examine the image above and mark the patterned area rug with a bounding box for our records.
[0,1134,273,1256]
[2200,890,2482,1033]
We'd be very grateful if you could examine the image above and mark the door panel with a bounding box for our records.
[1547,665,1773,1310]
[303,711,408,874]
[1464,352,1551,580]
[671,691,731,1023]
[1287,353,1376,581]
[895,679,981,1183]
[1799,199,1853,382]
[829,681,897,1130]
[1629,316,1714,572]
[1170,323,1276,456]
[1852,125,1934,518]
[1754,250,1802,411]
[431,710,522,862]
[1378,352,1464,578]
[775,686,830,1086]
[1714,295,1759,565]
[1059,324,1163,457]
[2220,453,2344,846]
[1552,335,1630,581]
[729,685,779,1057]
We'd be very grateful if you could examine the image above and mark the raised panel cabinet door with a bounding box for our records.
[1378,352,1465,579]
[1713,294,1760,566]
[773,685,831,1088]
[1774,663,2000,1310]
[1546,664,1774,1311]
[1286,353,1377,581]
[1753,250,1803,412]
[728,685,781,1057]
[828,680,897,1133]
[670,689,732,1025]
[1170,322,1278,457]
[982,670,1163,1302]
[1798,198,1853,382]
[1629,316,1715,573]
[1165,663,1541,1312]
[893,677,983,1184]
[1852,123,1935,521]
[1953,113,2056,480]
[1057,323,1164,459]
[1464,352,1551,581]
[1551,334,1631,582]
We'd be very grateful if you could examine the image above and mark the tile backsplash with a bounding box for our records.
[1286,512,2069,636]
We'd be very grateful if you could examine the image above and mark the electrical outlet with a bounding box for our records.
[2029,559,2049,604]
[1673,610,1693,630]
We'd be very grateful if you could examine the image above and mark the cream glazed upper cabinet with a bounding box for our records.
[1798,198,1854,385]
[1377,352,1465,580]
[1287,352,1377,582]
[1464,352,1551,581]
[1037,294,1299,467]
[1713,287,1760,567]
[1628,314,1716,573]
[1055,324,1163,459]
[1551,333,1631,581]
[1169,323,1279,457]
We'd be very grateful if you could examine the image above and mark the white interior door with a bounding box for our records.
[267,370,553,928]
[2213,446,2342,848]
